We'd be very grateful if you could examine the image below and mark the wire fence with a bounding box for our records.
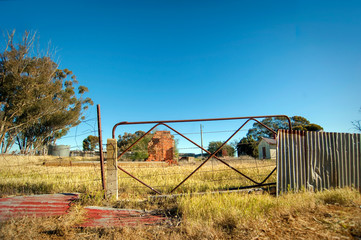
[0,115,281,199]
[112,118,282,198]
[0,153,103,196]
[114,155,276,198]
[0,146,276,199]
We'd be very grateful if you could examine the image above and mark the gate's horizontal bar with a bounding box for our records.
[112,115,291,138]
[148,182,276,200]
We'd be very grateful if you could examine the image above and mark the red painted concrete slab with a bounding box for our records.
[79,207,167,228]
[0,193,78,221]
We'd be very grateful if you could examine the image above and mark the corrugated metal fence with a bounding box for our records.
[277,130,361,194]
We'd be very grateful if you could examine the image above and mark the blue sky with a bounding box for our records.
[1,0,361,152]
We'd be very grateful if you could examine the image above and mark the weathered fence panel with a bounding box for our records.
[277,130,361,194]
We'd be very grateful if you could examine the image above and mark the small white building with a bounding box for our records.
[258,137,276,159]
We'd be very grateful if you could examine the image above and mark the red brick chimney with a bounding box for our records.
[147,131,176,164]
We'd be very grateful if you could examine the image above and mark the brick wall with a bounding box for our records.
[147,131,176,164]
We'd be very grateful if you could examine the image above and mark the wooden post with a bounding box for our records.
[106,138,118,199]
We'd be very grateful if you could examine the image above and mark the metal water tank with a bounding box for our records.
[48,145,70,157]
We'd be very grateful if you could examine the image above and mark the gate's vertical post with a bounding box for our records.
[106,138,118,199]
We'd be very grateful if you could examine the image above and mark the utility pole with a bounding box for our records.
[200,124,204,158]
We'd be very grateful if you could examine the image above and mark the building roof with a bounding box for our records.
[262,137,277,145]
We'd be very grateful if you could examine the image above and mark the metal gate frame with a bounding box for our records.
[112,115,292,195]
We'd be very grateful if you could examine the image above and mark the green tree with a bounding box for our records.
[83,135,99,151]
[117,131,179,161]
[207,141,235,157]
[236,136,258,158]
[117,131,154,161]
[0,31,93,153]
[247,116,323,141]
[238,116,323,158]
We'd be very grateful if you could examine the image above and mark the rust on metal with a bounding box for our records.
[117,165,162,194]
[167,120,262,193]
[79,207,166,227]
[0,194,166,228]
[161,122,266,192]
[259,166,277,184]
[117,123,161,160]
[147,131,176,164]
[97,104,106,192]
[112,115,292,194]
[0,194,78,222]
[112,115,292,139]
[161,122,258,184]
[251,118,277,138]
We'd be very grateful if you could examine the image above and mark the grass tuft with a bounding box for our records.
[316,188,361,206]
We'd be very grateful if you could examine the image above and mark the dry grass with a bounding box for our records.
[1,188,360,239]
[117,158,276,198]
[0,155,102,197]
[1,155,360,239]
[0,155,275,199]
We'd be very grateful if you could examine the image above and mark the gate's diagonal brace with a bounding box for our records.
[167,119,263,193]
[111,115,291,195]
[251,118,278,137]
[115,124,162,194]
[259,166,277,184]
[161,122,260,190]
[117,165,162,195]
[117,123,161,160]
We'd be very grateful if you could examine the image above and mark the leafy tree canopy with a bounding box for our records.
[117,131,180,161]
[117,131,154,161]
[247,116,323,141]
[0,31,93,153]
[208,141,235,157]
[236,115,323,158]
[236,135,258,158]
[83,135,99,151]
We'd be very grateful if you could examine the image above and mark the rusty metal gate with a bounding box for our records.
[111,115,292,196]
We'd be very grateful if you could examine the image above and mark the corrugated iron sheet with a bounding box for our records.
[79,207,167,227]
[277,130,361,194]
[0,194,167,227]
[0,194,78,221]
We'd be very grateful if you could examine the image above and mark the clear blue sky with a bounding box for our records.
[1,0,361,152]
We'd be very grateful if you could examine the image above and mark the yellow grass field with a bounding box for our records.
[1,155,360,239]
[0,155,276,198]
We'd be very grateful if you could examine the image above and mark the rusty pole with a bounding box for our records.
[112,115,292,139]
[97,104,106,192]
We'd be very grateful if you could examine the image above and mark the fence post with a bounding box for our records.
[106,138,118,199]
[97,104,106,194]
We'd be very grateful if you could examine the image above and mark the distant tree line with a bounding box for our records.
[237,116,323,158]
[0,31,92,154]
[205,116,323,159]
